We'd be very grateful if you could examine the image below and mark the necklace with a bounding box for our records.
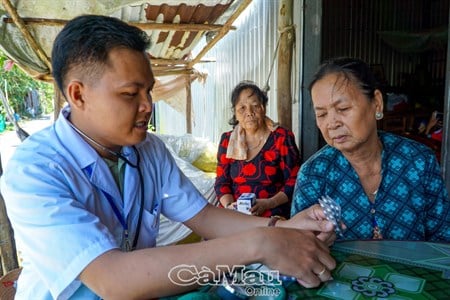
[247,136,263,150]
[368,189,383,239]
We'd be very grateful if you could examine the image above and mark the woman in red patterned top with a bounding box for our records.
[214,81,301,219]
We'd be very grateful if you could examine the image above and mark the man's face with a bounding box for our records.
[70,48,154,151]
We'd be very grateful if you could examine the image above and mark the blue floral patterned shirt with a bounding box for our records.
[291,131,450,241]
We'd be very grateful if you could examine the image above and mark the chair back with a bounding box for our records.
[0,268,21,300]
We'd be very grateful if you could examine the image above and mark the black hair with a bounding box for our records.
[51,14,151,97]
[309,57,380,101]
[229,80,268,126]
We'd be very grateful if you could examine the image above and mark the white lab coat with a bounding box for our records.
[1,106,207,299]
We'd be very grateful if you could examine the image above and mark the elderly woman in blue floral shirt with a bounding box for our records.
[291,57,450,241]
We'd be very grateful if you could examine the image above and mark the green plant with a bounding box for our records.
[0,49,54,118]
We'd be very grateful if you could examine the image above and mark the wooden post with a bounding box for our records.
[277,0,294,129]
[0,153,19,276]
[185,75,192,134]
[441,4,450,192]
[0,194,19,276]
[300,0,323,162]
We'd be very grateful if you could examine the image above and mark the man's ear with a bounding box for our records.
[66,80,85,109]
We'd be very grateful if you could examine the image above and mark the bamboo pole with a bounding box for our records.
[277,0,294,130]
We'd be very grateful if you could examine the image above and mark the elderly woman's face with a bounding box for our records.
[311,73,381,153]
[235,88,266,131]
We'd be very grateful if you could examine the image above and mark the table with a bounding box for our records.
[286,240,450,299]
[164,240,450,299]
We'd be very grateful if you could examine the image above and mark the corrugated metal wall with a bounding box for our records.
[155,0,448,141]
[321,0,448,107]
[155,0,281,143]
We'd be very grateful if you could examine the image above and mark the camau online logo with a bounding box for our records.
[168,264,284,287]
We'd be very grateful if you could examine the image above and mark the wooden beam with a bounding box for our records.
[277,0,294,129]
[152,69,195,77]
[151,58,190,65]
[1,0,51,70]
[2,17,67,26]
[134,22,235,32]
[188,0,253,68]
[2,17,236,32]
[150,58,216,65]
[151,65,187,71]
[24,62,205,82]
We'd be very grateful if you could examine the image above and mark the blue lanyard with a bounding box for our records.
[84,146,144,251]
[101,189,131,251]
[71,114,145,251]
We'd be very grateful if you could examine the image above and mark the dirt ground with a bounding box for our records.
[0,115,53,171]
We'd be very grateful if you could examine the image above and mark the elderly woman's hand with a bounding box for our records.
[250,198,272,216]
[225,202,237,210]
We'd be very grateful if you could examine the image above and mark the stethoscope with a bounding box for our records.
[68,121,144,251]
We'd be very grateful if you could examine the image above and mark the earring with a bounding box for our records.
[375,111,384,120]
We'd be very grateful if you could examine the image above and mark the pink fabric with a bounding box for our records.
[3,60,14,71]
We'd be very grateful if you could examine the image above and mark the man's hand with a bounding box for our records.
[257,227,336,288]
[185,204,337,289]
[278,204,336,245]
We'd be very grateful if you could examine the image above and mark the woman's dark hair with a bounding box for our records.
[229,80,268,126]
[308,57,380,101]
[51,14,151,97]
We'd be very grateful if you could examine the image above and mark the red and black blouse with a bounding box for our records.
[214,126,301,218]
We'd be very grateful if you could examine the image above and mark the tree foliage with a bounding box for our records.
[0,49,54,118]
